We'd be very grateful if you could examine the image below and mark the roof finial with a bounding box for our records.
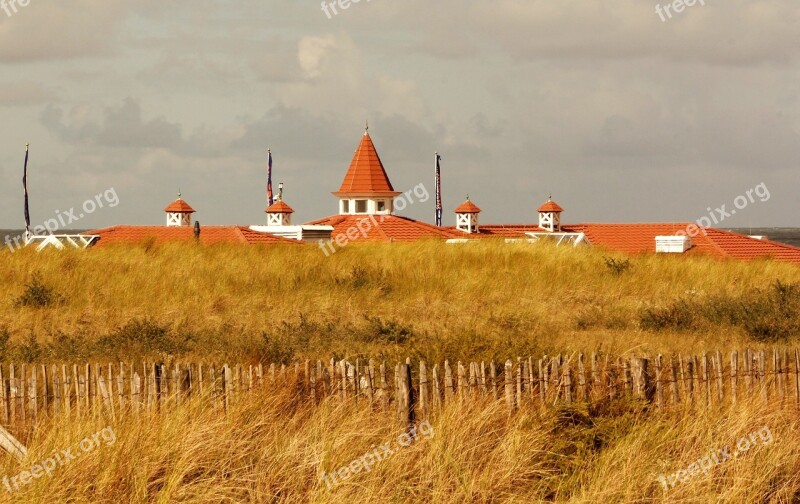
[178,187,182,199]
[548,192,552,201]
[364,120,369,135]
[278,182,284,201]
[466,194,470,201]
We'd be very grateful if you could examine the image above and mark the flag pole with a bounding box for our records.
[267,148,274,207]
[434,152,442,227]
[22,143,31,243]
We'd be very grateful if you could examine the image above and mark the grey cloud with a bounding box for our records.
[41,99,184,149]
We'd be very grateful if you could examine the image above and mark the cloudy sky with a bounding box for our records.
[0,0,798,230]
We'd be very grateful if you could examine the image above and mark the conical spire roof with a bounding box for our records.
[333,130,401,197]
[164,196,195,213]
[455,196,481,214]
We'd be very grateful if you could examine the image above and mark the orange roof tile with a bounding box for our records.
[333,133,401,197]
[702,228,800,264]
[443,224,540,238]
[538,200,564,213]
[455,200,482,214]
[164,198,196,213]
[306,214,461,242]
[566,223,800,264]
[266,200,294,214]
[443,221,800,264]
[566,223,717,256]
[86,226,300,248]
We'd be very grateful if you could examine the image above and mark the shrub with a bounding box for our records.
[639,281,800,340]
[15,273,63,308]
[12,333,43,363]
[357,316,414,345]
[96,318,188,359]
[639,300,696,331]
[603,257,631,276]
[46,333,91,361]
[257,332,296,365]
[0,327,9,360]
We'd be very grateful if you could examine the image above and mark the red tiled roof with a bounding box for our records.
[164,198,195,213]
[443,221,800,264]
[567,223,800,264]
[538,200,564,213]
[86,226,300,248]
[566,223,718,256]
[455,200,482,214]
[702,227,800,264]
[266,200,294,214]
[445,224,540,238]
[306,214,461,242]
[333,133,401,197]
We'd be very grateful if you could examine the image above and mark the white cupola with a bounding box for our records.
[454,196,481,234]
[537,194,564,232]
[265,183,294,226]
[164,193,196,227]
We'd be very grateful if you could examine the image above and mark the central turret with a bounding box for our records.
[332,123,401,215]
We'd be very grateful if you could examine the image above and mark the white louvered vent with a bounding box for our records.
[655,236,692,254]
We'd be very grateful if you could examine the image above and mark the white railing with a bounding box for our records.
[24,234,100,252]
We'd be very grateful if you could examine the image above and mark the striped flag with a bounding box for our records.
[435,152,442,227]
[22,144,30,240]
[267,149,274,207]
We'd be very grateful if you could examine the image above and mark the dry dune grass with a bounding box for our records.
[1,241,800,502]
[0,385,797,502]
[1,240,798,363]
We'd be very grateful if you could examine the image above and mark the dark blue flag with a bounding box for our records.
[22,144,30,238]
[435,153,442,227]
[267,149,274,207]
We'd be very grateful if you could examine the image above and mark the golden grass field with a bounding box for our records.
[1,241,799,502]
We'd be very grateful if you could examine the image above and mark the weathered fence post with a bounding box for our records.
[729,351,738,405]
[504,360,515,411]
[670,357,679,406]
[432,364,441,410]
[444,361,454,403]
[655,355,664,408]
[419,361,428,420]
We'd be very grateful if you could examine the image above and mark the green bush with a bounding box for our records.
[356,316,414,345]
[12,333,43,363]
[639,300,697,331]
[640,281,800,341]
[0,328,9,360]
[15,273,63,308]
[603,257,631,276]
[96,318,188,359]
[257,332,296,365]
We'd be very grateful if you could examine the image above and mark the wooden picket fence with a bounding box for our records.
[0,348,799,429]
